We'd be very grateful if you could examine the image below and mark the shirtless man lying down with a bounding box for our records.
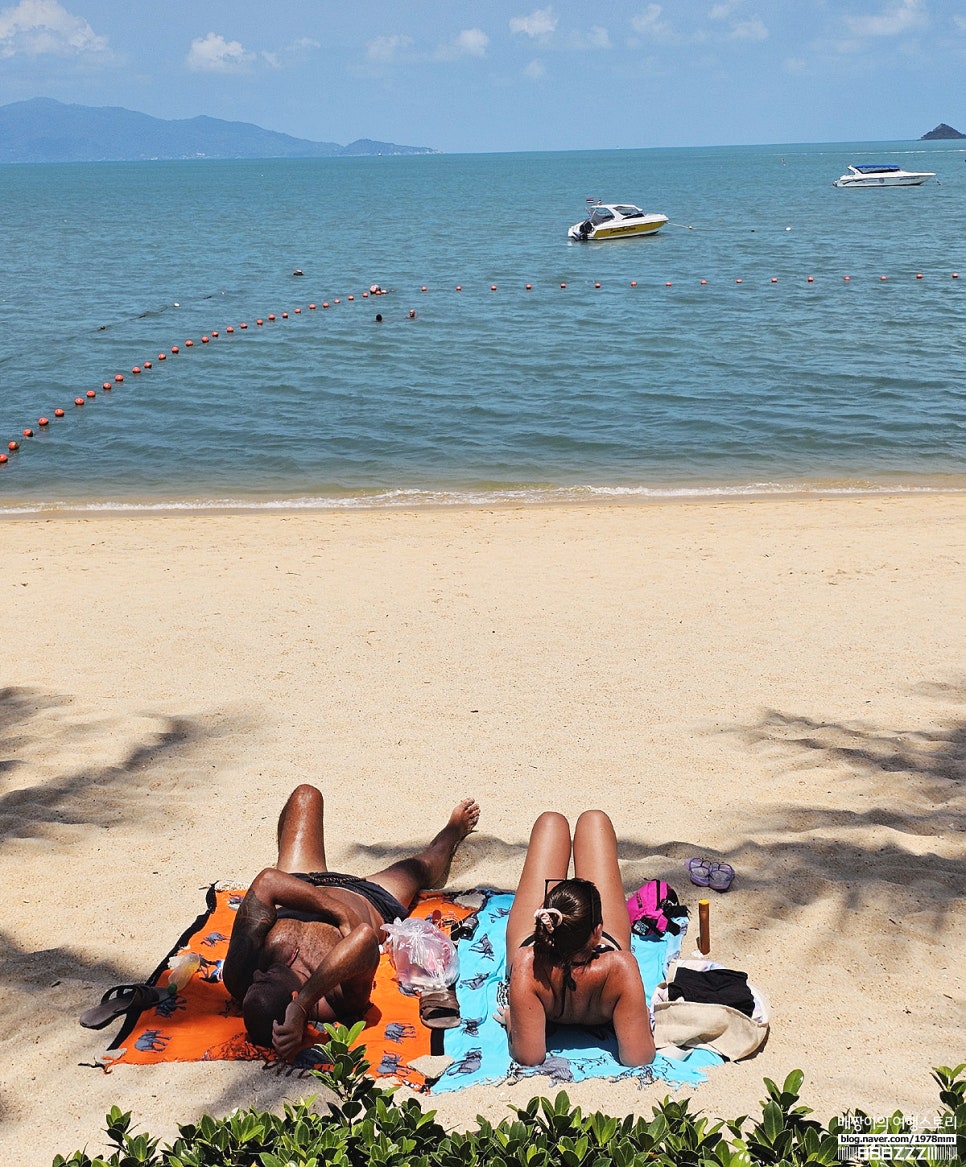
[223,783,479,1058]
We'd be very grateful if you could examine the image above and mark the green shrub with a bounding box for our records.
[52,1028,964,1167]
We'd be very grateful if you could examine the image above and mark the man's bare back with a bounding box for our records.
[223,786,479,1057]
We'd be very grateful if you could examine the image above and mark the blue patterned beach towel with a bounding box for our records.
[436,892,722,1092]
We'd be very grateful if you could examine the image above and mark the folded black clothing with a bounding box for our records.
[667,967,756,1017]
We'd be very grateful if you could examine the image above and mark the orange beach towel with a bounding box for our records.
[102,885,474,1092]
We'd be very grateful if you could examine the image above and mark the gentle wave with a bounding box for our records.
[3,476,966,517]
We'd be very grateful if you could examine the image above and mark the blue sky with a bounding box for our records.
[0,0,962,152]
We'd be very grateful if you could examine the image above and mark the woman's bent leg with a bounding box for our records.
[506,811,572,954]
[572,810,631,950]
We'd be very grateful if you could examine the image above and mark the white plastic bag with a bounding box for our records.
[382,917,459,991]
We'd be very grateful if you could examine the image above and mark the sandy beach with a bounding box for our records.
[1,494,963,1164]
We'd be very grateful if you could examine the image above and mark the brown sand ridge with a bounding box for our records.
[0,494,963,1164]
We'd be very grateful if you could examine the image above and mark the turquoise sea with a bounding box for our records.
[1,140,964,511]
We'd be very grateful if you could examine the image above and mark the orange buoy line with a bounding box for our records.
[3,293,321,465]
[3,273,962,468]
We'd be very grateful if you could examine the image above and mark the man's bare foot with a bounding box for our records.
[416,798,480,888]
[450,797,480,841]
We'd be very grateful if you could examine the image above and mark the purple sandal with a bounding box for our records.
[687,858,712,887]
[708,862,735,892]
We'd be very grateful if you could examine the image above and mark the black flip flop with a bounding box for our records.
[79,983,166,1030]
[419,987,461,1030]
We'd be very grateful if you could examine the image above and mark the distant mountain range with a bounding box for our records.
[0,98,437,163]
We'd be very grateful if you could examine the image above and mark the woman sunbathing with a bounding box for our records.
[501,810,655,1067]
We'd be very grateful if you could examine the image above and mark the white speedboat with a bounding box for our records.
[568,202,668,241]
[833,164,935,188]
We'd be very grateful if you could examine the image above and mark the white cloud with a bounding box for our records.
[260,36,320,69]
[630,4,673,40]
[187,32,256,73]
[436,27,489,60]
[0,0,107,58]
[571,24,611,49]
[366,33,413,63]
[523,57,546,78]
[844,0,926,37]
[510,7,557,40]
[730,18,767,41]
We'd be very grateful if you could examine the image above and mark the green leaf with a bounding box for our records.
[761,1100,784,1145]
[782,1068,805,1098]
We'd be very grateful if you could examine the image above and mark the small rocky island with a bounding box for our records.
[920,123,965,140]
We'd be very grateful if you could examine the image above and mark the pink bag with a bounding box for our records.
[626,880,689,938]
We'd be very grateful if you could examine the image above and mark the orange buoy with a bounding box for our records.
[38,417,49,426]
[952,272,959,279]
[185,338,194,345]
[323,302,330,309]
[525,284,532,290]
[115,374,124,382]
[736,278,743,284]
[268,314,276,321]
[771,277,777,284]
[240,323,248,330]
[74,398,84,407]
[86,390,96,398]
[456,286,462,292]
[347,295,354,301]
[22,428,34,438]
[103,382,111,390]
[701,279,708,285]
[144,360,152,369]
[281,312,288,319]
[807,276,814,283]
[560,283,567,289]
[880,275,887,281]
[132,366,141,374]
[665,281,672,287]
[309,303,316,310]
[54,408,65,417]
[171,345,180,353]
[630,280,637,287]
[0,453,7,464]
[421,286,428,292]
[201,336,209,343]
[594,282,601,289]
[916,273,923,279]
[8,440,20,450]
[844,276,851,281]
[362,292,370,299]
[294,308,301,314]
[334,299,340,304]
[210,331,218,337]
[226,326,234,333]
[256,320,264,326]
[158,352,167,359]
[490,285,497,291]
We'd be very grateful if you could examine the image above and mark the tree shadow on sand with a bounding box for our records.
[0,685,256,1010]
[699,682,965,930]
[0,684,250,846]
[349,680,965,942]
